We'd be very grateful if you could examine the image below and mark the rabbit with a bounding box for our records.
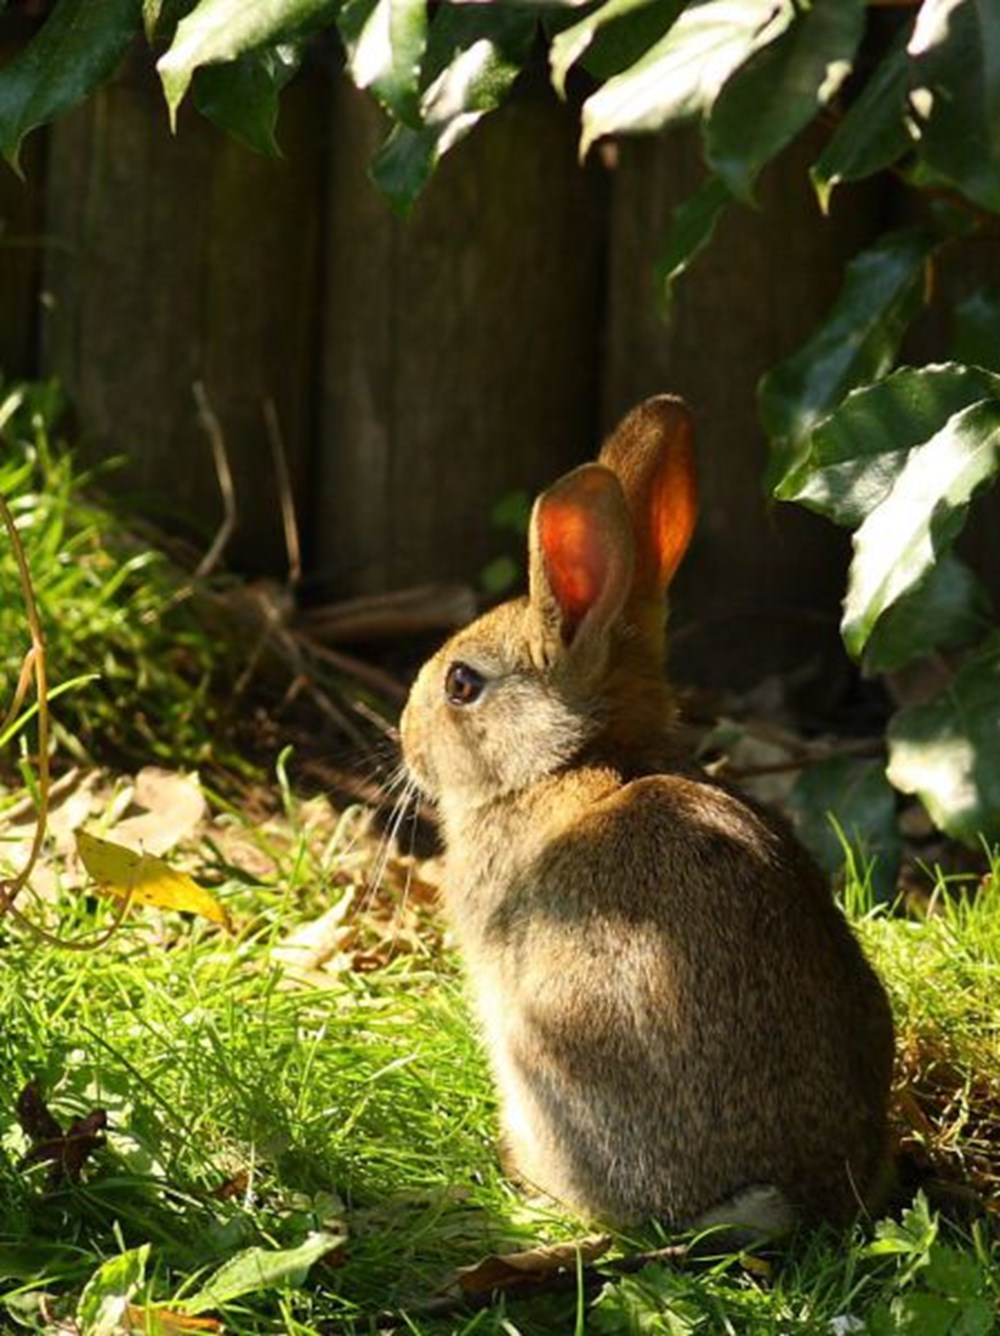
[400,396,895,1235]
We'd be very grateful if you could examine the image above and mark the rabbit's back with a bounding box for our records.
[450,769,894,1227]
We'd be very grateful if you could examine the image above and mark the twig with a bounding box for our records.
[371,1242,690,1329]
[0,491,50,917]
[193,380,237,580]
[299,635,410,705]
[722,739,885,781]
[0,494,137,950]
[263,396,302,588]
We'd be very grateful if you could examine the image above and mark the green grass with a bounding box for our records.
[0,379,229,773]
[0,801,998,1334]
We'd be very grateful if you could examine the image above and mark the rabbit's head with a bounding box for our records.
[401,397,697,816]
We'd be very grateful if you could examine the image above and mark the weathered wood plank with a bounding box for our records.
[41,49,326,574]
[318,76,609,597]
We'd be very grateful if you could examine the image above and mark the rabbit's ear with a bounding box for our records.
[598,395,698,595]
[529,463,634,652]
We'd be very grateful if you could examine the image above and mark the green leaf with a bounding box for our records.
[909,0,1000,213]
[888,631,1000,845]
[780,362,1000,524]
[864,1192,938,1270]
[761,229,937,494]
[0,0,143,173]
[842,399,1000,658]
[182,1231,346,1314]
[706,0,866,201]
[143,0,197,42]
[157,0,335,124]
[863,554,993,675]
[370,6,535,214]
[550,0,683,99]
[338,0,427,125]
[654,173,732,309]
[194,43,301,155]
[786,756,900,903]
[952,286,1000,373]
[76,1245,150,1336]
[811,24,916,213]
[580,0,796,158]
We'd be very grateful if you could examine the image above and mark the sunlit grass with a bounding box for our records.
[0,378,223,772]
[0,802,998,1333]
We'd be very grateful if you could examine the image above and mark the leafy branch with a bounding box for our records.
[2,0,1000,872]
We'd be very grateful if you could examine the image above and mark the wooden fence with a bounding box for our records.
[2,34,998,690]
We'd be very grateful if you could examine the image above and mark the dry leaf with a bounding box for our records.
[212,1169,249,1201]
[450,1235,612,1298]
[110,768,207,855]
[75,829,229,928]
[126,1307,223,1334]
[16,1080,107,1187]
[271,887,356,973]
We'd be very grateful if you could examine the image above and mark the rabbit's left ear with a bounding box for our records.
[529,463,634,653]
[598,395,698,595]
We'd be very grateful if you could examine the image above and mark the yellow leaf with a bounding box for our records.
[75,828,229,928]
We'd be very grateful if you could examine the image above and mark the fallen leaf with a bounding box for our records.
[126,1305,222,1334]
[76,829,229,928]
[110,768,207,855]
[449,1235,612,1298]
[15,1079,63,1142]
[16,1080,107,1187]
[212,1169,249,1201]
[271,887,356,973]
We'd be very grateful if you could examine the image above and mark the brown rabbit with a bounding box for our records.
[401,397,895,1234]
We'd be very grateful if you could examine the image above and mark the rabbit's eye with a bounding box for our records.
[445,661,486,707]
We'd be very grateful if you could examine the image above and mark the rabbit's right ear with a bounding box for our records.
[528,463,634,661]
[598,395,698,599]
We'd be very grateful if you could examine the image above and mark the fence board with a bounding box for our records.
[318,78,609,597]
[41,49,326,574]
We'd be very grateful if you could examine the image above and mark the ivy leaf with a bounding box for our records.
[338,0,427,126]
[761,229,937,494]
[580,0,796,157]
[909,0,1000,214]
[144,0,197,42]
[193,43,301,155]
[550,0,683,98]
[811,24,916,213]
[786,756,900,903]
[842,398,1000,659]
[779,362,1000,525]
[863,554,994,675]
[370,6,535,215]
[952,287,1000,373]
[888,631,1000,845]
[0,0,142,173]
[157,0,335,124]
[655,173,732,309]
[706,0,866,201]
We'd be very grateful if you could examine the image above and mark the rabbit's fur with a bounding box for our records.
[401,397,895,1232]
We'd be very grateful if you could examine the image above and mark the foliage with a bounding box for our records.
[0,381,224,773]
[3,0,1000,843]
